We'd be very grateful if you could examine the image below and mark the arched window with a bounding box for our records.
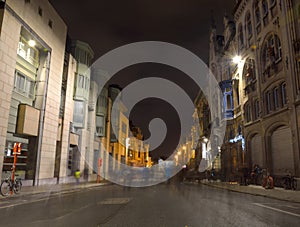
[245,12,252,38]
[238,24,244,49]
[262,0,269,16]
[273,87,279,109]
[270,0,276,7]
[266,90,273,114]
[243,58,256,85]
[254,99,260,119]
[262,34,282,69]
[281,83,287,105]
[244,102,252,122]
[255,1,261,25]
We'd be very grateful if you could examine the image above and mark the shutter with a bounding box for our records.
[251,134,263,167]
[271,126,294,175]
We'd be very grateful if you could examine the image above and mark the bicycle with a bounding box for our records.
[0,174,22,196]
[282,175,297,190]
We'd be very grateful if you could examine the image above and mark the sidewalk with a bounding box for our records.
[201,180,300,203]
[1,180,112,199]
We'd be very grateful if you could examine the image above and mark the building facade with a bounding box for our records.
[0,0,68,185]
[199,0,300,183]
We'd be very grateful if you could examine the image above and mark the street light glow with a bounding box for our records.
[232,55,242,64]
[28,40,36,47]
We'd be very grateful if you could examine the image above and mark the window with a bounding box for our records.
[270,0,276,7]
[73,100,85,127]
[78,74,84,88]
[262,34,282,69]
[244,59,256,83]
[38,7,43,16]
[96,115,105,136]
[245,12,252,38]
[238,24,244,49]
[273,87,279,109]
[245,103,252,122]
[255,1,261,26]
[262,0,268,16]
[17,37,39,66]
[85,77,90,91]
[48,20,53,29]
[254,99,260,119]
[14,71,35,99]
[122,122,127,134]
[281,83,287,105]
[266,91,272,113]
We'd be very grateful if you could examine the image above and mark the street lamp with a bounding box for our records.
[232,55,242,64]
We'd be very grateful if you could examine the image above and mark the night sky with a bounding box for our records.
[49,0,235,160]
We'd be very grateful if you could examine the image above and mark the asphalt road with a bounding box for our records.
[0,183,299,227]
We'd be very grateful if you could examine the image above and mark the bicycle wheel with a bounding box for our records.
[13,180,22,194]
[0,180,11,196]
[292,179,297,190]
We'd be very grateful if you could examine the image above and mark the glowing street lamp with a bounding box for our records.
[232,55,242,64]
[28,39,36,47]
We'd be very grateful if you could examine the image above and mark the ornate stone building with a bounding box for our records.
[199,0,300,182]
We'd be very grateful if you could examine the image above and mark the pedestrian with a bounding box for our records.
[75,169,81,184]
[265,173,274,189]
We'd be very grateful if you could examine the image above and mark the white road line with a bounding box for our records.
[253,203,300,218]
[0,189,87,209]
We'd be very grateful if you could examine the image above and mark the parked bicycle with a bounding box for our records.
[282,175,297,190]
[0,173,22,196]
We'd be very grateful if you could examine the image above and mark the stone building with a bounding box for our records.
[0,0,68,185]
[200,0,300,182]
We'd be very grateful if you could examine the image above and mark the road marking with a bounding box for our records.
[0,189,90,209]
[253,203,300,218]
[98,198,131,205]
